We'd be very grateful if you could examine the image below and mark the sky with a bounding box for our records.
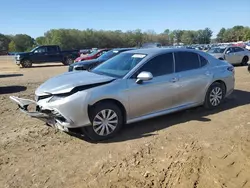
[1,0,250,38]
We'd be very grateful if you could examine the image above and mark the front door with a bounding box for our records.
[31,46,48,63]
[127,53,180,119]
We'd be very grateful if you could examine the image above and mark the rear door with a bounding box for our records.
[174,51,212,105]
[233,47,245,64]
[46,46,61,62]
[31,46,48,63]
[127,53,180,119]
[225,47,238,64]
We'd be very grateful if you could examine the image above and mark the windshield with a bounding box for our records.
[208,47,225,53]
[88,50,100,56]
[98,50,119,61]
[91,53,146,78]
[30,46,40,52]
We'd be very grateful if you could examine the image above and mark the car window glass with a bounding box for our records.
[227,47,234,53]
[47,46,58,52]
[175,52,200,72]
[136,53,174,77]
[35,47,46,53]
[199,55,208,67]
[234,47,244,52]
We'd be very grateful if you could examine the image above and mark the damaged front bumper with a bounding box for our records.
[10,96,71,132]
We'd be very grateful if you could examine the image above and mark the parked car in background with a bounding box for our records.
[208,46,250,65]
[141,42,162,48]
[74,49,109,63]
[0,50,8,55]
[245,43,250,51]
[10,48,234,141]
[68,48,135,72]
[15,45,79,68]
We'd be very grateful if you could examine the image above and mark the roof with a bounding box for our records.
[111,48,136,51]
[123,47,202,56]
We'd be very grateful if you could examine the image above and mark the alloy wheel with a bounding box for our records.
[93,109,118,136]
[209,87,223,106]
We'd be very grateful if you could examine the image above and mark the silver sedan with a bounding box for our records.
[208,46,250,65]
[10,48,235,141]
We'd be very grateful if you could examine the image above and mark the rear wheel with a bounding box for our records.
[62,57,74,65]
[82,102,123,141]
[204,82,225,109]
[21,59,32,68]
[241,56,249,66]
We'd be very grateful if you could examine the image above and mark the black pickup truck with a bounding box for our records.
[15,45,79,68]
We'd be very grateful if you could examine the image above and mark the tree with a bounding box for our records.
[0,33,11,51]
[8,41,16,52]
[36,36,46,45]
[217,28,226,42]
[181,30,196,44]
[172,30,184,44]
[13,34,34,51]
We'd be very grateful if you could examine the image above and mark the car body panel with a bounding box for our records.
[10,48,235,132]
[35,71,115,95]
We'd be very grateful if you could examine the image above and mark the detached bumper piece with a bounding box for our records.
[10,96,71,132]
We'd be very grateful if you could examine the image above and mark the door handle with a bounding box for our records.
[205,71,211,76]
[170,77,178,83]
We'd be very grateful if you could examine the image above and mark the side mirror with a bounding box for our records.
[226,50,230,54]
[34,50,38,53]
[136,71,153,84]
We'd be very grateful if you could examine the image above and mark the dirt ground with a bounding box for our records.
[1,63,250,188]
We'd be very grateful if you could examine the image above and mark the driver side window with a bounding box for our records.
[226,47,234,54]
[133,53,174,78]
[35,47,46,53]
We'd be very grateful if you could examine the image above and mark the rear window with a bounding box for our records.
[199,55,208,67]
[174,52,200,72]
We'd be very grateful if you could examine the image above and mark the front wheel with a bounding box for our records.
[204,82,225,109]
[82,102,123,141]
[21,59,32,68]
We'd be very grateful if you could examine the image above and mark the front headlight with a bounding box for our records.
[48,95,67,103]
[16,55,20,60]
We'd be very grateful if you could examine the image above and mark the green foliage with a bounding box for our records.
[0,33,11,51]
[216,26,250,42]
[8,41,16,52]
[1,26,250,52]
[13,34,35,52]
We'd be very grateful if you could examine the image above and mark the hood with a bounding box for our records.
[16,52,30,56]
[35,71,115,95]
[75,55,92,62]
[71,59,100,67]
[209,53,224,59]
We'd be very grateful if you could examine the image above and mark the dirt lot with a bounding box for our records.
[1,64,250,188]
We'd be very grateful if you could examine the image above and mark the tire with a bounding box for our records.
[82,102,123,141]
[241,56,249,66]
[21,59,32,68]
[248,64,250,73]
[204,82,225,109]
[62,57,74,65]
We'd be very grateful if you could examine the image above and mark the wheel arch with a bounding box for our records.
[88,98,127,124]
[204,80,227,102]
